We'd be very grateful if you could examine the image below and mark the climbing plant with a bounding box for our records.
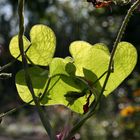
[0,0,140,140]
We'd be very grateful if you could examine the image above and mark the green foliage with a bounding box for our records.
[16,58,93,114]
[70,41,137,96]
[9,24,56,66]
[0,0,139,139]
[11,24,137,114]
[16,66,49,103]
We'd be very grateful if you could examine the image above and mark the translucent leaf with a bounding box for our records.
[9,35,31,60]
[104,42,137,96]
[93,43,110,55]
[70,41,110,80]
[49,58,70,77]
[15,40,137,114]
[9,24,56,66]
[41,74,94,114]
[70,41,137,96]
[16,59,94,114]
[42,57,93,114]
[49,57,76,77]
[16,66,49,103]
[28,25,56,66]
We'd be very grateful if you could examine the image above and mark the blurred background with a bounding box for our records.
[0,0,140,140]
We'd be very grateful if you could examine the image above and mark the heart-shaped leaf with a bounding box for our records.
[9,24,56,66]
[70,41,137,96]
[40,58,94,114]
[49,57,74,77]
[15,40,137,114]
[16,58,94,114]
[41,75,93,114]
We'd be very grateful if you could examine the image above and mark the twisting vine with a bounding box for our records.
[64,0,140,139]
[0,1,140,140]
[18,0,55,140]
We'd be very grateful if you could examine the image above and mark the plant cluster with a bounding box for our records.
[0,0,140,140]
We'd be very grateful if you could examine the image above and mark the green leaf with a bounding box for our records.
[104,42,137,96]
[49,57,76,77]
[93,43,110,55]
[49,58,71,77]
[16,66,49,103]
[9,24,56,66]
[70,41,137,96]
[15,41,137,114]
[42,57,93,114]
[16,58,94,114]
[9,35,31,60]
[40,74,94,114]
[70,41,110,80]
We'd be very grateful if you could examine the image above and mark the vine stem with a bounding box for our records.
[18,0,55,140]
[65,1,140,139]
